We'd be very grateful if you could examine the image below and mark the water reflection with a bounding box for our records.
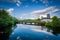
[0,24,60,40]
[0,25,16,40]
[9,24,60,40]
[0,27,11,40]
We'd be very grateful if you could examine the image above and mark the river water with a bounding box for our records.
[9,24,60,40]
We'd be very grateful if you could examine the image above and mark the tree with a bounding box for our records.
[0,9,18,40]
[33,18,41,22]
[45,22,52,29]
[51,16,60,34]
[52,16,60,27]
[45,16,60,35]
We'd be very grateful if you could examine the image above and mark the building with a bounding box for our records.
[39,14,52,22]
[47,14,50,19]
[39,14,50,19]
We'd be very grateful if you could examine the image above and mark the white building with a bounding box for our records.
[38,14,52,22]
[39,14,50,19]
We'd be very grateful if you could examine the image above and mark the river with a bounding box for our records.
[9,24,60,40]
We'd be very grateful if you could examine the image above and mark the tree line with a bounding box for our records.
[45,16,60,35]
[0,9,19,40]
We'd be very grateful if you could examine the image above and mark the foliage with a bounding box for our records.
[51,16,60,34]
[38,22,46,26]
[34,18,41,22]
[45,22,52,29]
[45,16,60,35]
[19,18,46,26]
[0,9,18,27]
[52,16,60,27]
[20,18,41,23]
[0,9,18,40]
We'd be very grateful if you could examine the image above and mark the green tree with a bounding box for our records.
[45,16,60,35]
[52,16,60,27]
[51,16,60,34]
[0,9,18,40]
[33,18,41,22]
[45,22,52,29]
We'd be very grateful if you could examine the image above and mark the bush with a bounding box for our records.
[0,9,18,40]
[45,16,60,34]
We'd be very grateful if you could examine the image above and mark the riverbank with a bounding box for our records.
[10,24,60,40]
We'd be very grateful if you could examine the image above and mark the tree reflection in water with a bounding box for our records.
[0,9,18,40]
[0,25,16,40]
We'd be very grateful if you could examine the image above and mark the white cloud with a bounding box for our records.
[16,3,20,6]
[7,8,14,14]
[17,0,21,3]
[30,6,60,19]
[19,6,60,19]
[16,0,21,6]
[7,0,22,7]
[31,6,59,14]
[51,8,60,13]
[19,13,36,20]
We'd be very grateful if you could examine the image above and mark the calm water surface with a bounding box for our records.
[9,24,60,40]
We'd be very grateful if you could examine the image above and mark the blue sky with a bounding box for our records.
[0,0,60,19]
